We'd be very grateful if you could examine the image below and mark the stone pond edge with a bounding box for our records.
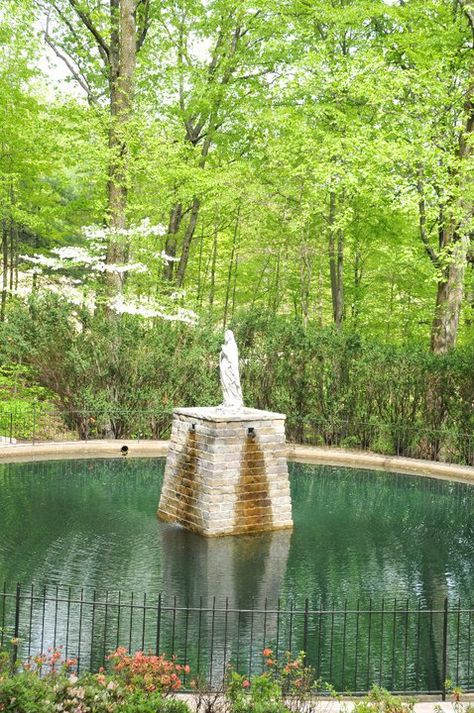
[0,439,473,486]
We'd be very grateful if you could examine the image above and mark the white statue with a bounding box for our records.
[219,329,244,409]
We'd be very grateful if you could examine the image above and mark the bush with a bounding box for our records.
[1,299,473,463]
[352,686,414,713]
[0,647,192,713]
[225,649,337,713]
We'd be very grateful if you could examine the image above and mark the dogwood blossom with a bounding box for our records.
[110,295,197,324]
[20,254,63,270]
[158,250,180,263]
[82,219,166,242]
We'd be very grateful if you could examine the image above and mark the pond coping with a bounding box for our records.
[0,439,473,485]
[286,443,474,486]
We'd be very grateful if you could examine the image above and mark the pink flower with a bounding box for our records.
[242,679,250,688]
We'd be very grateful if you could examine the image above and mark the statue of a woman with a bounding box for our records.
[219,330,244,409]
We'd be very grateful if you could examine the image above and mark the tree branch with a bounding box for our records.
[136,0,150,51]
[47,2,109,83]
[416,169,439,266]
[67,0,110,63]
[457,0,474,36]
[44,32,96,102]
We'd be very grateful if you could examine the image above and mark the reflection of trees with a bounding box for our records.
[0,458,166,589]
[284,464,474,607]
[282,464,474,691]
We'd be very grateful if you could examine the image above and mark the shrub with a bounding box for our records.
[352,686,415,713]
[225,650,338,713]
[0,647,192,713]
[108,647,190,693]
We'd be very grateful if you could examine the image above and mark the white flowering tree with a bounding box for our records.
[19,220,197,325]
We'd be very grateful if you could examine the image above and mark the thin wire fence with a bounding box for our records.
[0,409,174,443]
[1,583,473,696]
[0,408,473,466]
[283,417,474,466]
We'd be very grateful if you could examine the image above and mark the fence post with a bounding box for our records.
[11,583,21,670]
[303,598,309,665]
[442,597,449,701]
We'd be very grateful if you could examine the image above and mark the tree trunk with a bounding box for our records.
[352,247,363,323]
[231,248,238,321]
[163,18,242,285]
[299,227,312,329]
[1,219,8,322]
[316,259,323,327]
[9,218,16,292]
[430,227,470,353]
[209,226,218,309]
[430,66,473,353]
[164,203,183,280]
[176,197,200,287]
[196,222,205,306]
[105,0,136,294]
[328,192,344,327]
[223,208,240,328]
[335,228,344,325]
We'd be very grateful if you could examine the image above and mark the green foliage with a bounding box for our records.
[0,294,222,437]
[0,365,55,414]
[352,686,415,713]
[0,0,473,448]
[225,650,339,713]
[1,300,473,462]
[0,647,192,713]
[234,312,474,462]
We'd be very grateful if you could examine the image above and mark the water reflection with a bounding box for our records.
[1,457,474,692]
[160,524,291,607]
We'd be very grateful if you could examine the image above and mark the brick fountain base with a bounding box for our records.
[157,407,293,537]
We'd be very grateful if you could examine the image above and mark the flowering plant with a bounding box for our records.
[226,650,336,713]
[108,647,190,694]
[0,645,191,713]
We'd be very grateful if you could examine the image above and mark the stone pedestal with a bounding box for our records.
[157,407,293,537]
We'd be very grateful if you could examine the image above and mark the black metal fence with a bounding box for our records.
[1,583,473,696]
[0,408,473,466]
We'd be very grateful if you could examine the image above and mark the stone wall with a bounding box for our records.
[157,407,293,536]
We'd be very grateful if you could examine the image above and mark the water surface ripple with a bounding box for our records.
[0,457,473,605]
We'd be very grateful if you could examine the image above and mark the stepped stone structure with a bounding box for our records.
[157,406,293,537]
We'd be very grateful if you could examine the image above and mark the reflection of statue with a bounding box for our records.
[219,330,244,409]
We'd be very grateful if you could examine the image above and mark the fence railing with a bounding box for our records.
[0,408,174,443]
[1,583,473,696]
[0,408,473,466]
[285,417,474,466]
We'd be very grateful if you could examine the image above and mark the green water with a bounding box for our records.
[0,458,472,603]
[0,458,473,691]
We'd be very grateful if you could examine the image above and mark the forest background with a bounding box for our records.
[0,0,473,461]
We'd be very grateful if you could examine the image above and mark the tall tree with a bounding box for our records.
[429,0,474,353]
[43,0,152,293]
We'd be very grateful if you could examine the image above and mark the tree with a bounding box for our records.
[42,0,152,294]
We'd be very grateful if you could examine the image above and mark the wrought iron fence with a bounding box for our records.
[1,583,473,696]
[0,408,473,465]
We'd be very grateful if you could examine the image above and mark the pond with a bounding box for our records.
[0,457,473,692]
